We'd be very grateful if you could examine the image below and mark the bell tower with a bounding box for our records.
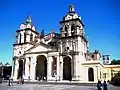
[60,4,84,38]
[59,5,87,54]
[13,15,39,62]
[59,5,88,81]
[12,15,40,80]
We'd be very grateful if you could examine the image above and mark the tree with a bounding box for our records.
[110,59,120,65]
[111,71,120,86]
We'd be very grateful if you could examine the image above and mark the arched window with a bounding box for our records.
[19,33,21,43]
[65,25,67,31]
[24,33,26,43]
[91,55,94,58]
[30,33,33,42]
[71,24,75,36]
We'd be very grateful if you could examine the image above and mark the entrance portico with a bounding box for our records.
[63,56,72,81]
[35,55,47,80]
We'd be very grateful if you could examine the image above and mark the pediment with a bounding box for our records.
[25,42,56,54]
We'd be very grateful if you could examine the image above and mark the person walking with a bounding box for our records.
[8,77,11,86]
[0,77,2,84]
[97,80,102,90]
[103,81,108,90]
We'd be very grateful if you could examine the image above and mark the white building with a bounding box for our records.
[11,5,103,82]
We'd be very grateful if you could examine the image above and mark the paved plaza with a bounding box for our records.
[0,83,120,90]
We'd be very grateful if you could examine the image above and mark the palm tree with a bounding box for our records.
[0,62,3,66]
[5,62,10,66]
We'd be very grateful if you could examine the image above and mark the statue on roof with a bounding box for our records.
[40,29,44,39]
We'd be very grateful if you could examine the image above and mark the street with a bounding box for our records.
[0,83,120,90]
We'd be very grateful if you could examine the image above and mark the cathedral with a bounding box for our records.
[11,5,120,82]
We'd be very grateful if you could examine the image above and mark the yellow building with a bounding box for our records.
[84,50,120,82]
[102,65,120,82]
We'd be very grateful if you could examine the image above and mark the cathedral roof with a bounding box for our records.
[24,42,57,54]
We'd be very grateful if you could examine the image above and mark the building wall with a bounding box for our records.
[101,65,120,82]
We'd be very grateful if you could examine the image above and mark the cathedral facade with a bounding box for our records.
[11,5,115,82]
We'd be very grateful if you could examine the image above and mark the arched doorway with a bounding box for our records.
[35,55,47,80]
[88,67,94,81]
[17,59,23,79]
[63,56,72,81]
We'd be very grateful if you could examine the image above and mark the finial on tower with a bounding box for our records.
[69,4,75,12]
[26,14,32,24]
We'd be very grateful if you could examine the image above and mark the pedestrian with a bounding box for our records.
[103,81,108,90]
[8,77,11,86]
[19,76,24,84]
[11,78,13,86]
[0,77,2,84]
[97,80,102,90]
[21,77,24,84]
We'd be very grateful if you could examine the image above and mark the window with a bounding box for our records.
[67,47,69,50]
[91,54,94,58]
[24,33,26,43]
[71,24,75,31]
[103,73,106,78]
[84,53,87,58]
[30,34,33,42]
[19,33,21,43]
[65,26,67,31]
[65,33,67,37]
[71,24,74,36]
[103,57,105,60]
[71,31,74,36]
[28,57,31,75]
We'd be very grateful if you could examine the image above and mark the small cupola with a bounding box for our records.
[69,4,75,13]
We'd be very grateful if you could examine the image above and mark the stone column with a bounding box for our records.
[56,56,60,80]
[11,59,14,78]
[23,57,29,80]
[59,56,63,81]
[47,56,52,80]
[71,59,74,80]
[13,59,19,80]
[30,56,36,80]
[72,55,79,81]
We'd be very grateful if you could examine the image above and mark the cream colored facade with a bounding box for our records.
[11,5,120,82]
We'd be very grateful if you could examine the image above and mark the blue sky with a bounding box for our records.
[0,0,119,64]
